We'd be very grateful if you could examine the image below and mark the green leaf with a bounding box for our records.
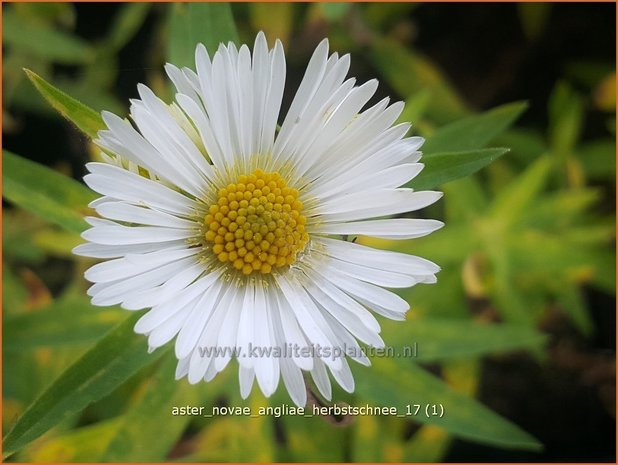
[97,356,199,461]
[385,318,547,362]
[488,155,552,223]
[167,3,239,68]
[356,359,542,450]
[2,313,167,457]
[103,3,151,52]
[4,296,124,351]
[2,150,96,234]
[3,10,94,64]
[410,148,509,191]
[442,177,488,222]
[423,102,528,154]
[24,69,105,138]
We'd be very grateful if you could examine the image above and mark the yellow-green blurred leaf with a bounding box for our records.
[488,155,552,224]
[167,3,239,67]
[4,10,94,64]
[3,150,96,234]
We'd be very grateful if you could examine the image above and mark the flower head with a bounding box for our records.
[74,32,443,406]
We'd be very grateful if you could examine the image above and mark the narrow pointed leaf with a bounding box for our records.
[24,69,104,139]
[411,148,509,190]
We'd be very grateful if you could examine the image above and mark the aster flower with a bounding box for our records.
[74,32,444,407]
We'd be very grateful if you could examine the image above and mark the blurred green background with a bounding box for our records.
[2,2,615,462]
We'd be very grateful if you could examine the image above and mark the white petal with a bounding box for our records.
[313,218,444,240]
[276,274,342,371]
[95,202,196,228]
[310,358,332,401]
[147,300,195,349]
[274,38,330,160]
[175,280,224,359]
[188,284,236,383]
[320,310,371,366]
[253,285,280,397]
[121,262,205,310]
[314,163,424,201]
[85,248,197,283]
[89,256,197,307]
[236,284,256,369]
[175,355,191,379]
[273,291,313,370]
[317,237,441,275]
[317,266,409,314]
[134,271,221,335]
[73,241,185,259]
[239,365,255,399]
[303,274,384,348]
[322,256,417,288]
[82,224,193,245]
[315,189,443,222]
[214,284,244,372]
[97,112,202,195]
[328,358,355,393]
[84,162,195,215]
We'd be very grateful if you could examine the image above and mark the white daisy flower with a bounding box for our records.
[74,32,444,407]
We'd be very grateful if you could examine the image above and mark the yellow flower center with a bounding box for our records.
[204,169,309,275]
